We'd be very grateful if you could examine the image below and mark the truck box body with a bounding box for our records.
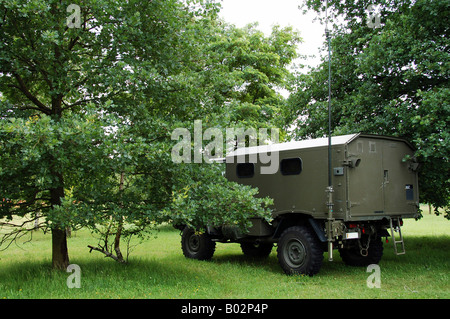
[225,133,419,222]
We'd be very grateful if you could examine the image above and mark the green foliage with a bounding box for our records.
[0,0,300,262]
[286,0,449,217]
[167,164,273,232]
[182,20,301,132]
[0,109,107,224]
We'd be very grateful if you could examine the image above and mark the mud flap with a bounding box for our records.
[308,218,327,243]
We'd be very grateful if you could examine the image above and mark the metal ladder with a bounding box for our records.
[390,218,405,255]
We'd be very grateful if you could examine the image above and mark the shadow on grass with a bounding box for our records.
[0,256,221,298]
[1,235,448,297]
[207,235,450,276]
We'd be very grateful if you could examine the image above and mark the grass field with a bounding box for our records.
[0,212,449,299]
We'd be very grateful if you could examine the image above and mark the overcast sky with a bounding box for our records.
[218,0,327,69]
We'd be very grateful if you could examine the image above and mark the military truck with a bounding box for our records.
[179,133,420,275]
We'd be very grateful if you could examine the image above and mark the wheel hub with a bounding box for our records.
[188,234,200,253]
[285,239,307,268]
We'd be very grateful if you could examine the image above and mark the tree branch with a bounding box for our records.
[87,245,126,263]
[12,73,51,115]
[68,36,80,51]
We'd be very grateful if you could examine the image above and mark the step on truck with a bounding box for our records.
[178,133,420,275]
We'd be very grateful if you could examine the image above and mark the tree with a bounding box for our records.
[285,0,449,217]
[206,22,300,128]
[0,0,221,268]
[0,0,300,265]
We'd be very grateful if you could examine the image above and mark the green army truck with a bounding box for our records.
[179,133,420,275]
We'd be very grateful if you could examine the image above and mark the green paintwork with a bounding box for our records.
[226,133,419,222]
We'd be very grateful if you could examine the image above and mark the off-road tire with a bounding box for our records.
[339,236,383,267]
[181,227,216,261]
[241,242,273,258]
[277,225,323,276]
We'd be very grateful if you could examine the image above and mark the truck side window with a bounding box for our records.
[236,163,255,178]
[280,158,302,175]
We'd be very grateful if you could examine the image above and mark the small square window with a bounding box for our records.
[280,158,302,175]
[237,163,255,178]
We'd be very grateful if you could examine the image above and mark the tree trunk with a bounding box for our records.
[52,227,69,270]
[50,182,69,270]
[114,172,125,263]
[114,220,125,263]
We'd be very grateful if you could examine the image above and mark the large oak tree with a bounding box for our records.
[0,1,300,266]
[286,0,449,217]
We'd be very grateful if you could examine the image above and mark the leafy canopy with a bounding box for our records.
[0,0,300,262]
[285,0,449,217]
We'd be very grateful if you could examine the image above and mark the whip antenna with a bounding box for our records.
[326,0,332,188]
[325,0,335,262]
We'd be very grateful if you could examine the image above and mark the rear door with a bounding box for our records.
[347,138,385,219]
[382,140,418,216]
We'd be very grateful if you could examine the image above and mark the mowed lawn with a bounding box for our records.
[0,212,449,299]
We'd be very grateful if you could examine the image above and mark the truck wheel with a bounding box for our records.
[277,226,323,276]
[181,227,216,261]
[241,242,273,258]
[339,236,383,267]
